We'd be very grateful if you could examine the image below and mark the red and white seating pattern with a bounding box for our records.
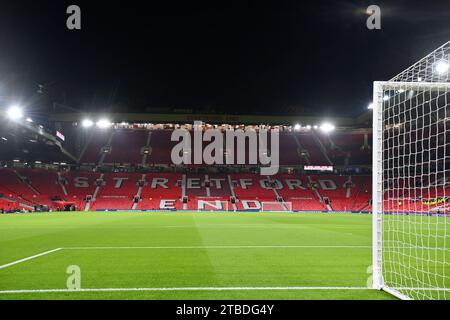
[77,128,372,166]
[0,168,371,212]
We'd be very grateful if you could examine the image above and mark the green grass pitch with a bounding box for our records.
[0,212,395,300]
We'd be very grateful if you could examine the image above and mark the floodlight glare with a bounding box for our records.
[26,117,33,123]
[6,106,23,120]
[368,103,374,109]
[96,119,111,129]
[81,119,94,128]
[294,124,301,131]
[320,122,335,133]
[306,125,312,130]
[435,60,449,75]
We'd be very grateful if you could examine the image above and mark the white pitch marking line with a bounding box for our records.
[62,245,371,250]
[0,248,63,270]
[0,286,371,294]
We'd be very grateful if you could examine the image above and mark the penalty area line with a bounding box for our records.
[0,286,372,294]
[0,248,63,270]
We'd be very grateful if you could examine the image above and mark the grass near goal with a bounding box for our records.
[372,41,450,300]
[0,212,393,300]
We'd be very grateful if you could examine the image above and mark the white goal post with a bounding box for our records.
[261,201,293,212]
[373,41,450,300]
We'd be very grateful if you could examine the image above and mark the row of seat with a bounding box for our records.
[2,168,447,213]
[79,129,372,166]
[0,168,373,212]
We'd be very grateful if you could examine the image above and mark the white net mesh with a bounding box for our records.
[376,41,450,299]
[261,201,292,212]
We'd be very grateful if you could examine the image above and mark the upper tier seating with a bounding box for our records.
[79,130,112,164]
[319,132,372,166]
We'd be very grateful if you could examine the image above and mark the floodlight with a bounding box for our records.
[26,117,33,123]
[435,60,449,75]
[320,122,335,133]
[81,119,94,128]
[313,125,319,129]
[306,125,312,130]
[6,106,23,120]
[294,124,301,131]
[96,119,111,129]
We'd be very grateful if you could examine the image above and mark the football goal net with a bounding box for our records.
[372,41,450,300]
[261,201,293,212]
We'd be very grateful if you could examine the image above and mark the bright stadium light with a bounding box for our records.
[368,103,374,109]
[26,117,33,123]
[320,122,335,133]
[6,105,23,120]
[435,60,449,75]
[306,125,312,130]
[294,123,301,131]
[82,119,94,128]
[96,118,111,129]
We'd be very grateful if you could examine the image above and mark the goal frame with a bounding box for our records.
[372,80,450,300]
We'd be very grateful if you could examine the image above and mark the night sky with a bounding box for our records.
[0,0,449,117]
